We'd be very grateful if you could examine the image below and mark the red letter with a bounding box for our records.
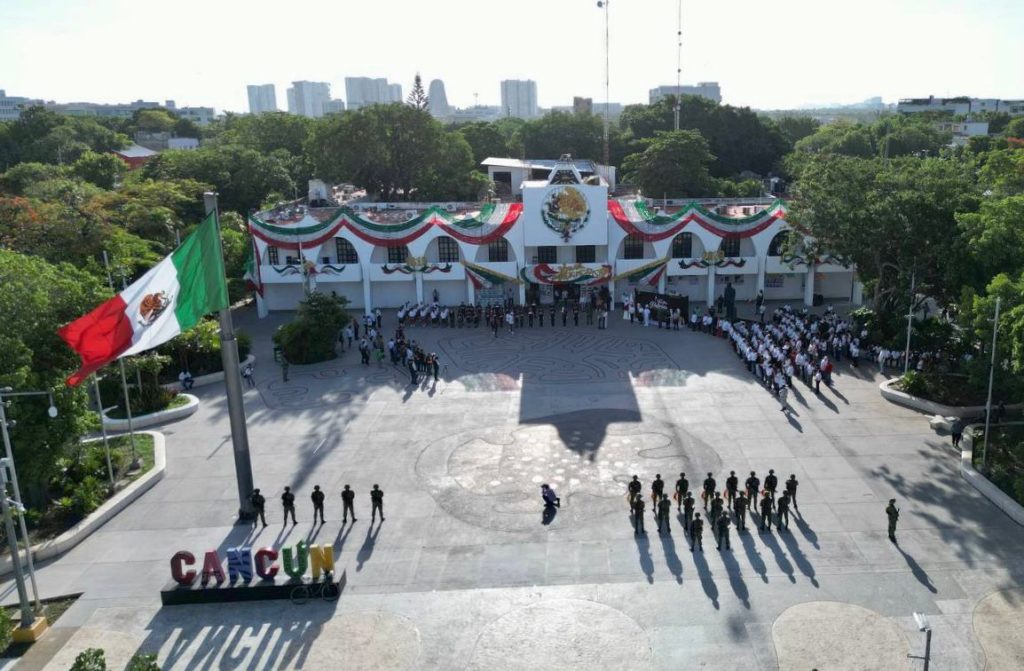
[201,550,226,585]
[171,551,196,586]
[254,547,279,580]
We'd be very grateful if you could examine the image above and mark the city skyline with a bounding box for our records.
[2,0,1022,114]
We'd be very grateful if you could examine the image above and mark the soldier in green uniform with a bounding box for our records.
[710,492,724,529]
[690,513,704,551]
[777,492,791,530]
[759,492,773,531]
[716,511,732,550]
[682,491,695,535]
[886,499,900,542]
[633,495,646,535]
[657,494,672,534]
[370,484,385,522]
[674,472,689,512]
[311,485,325,525]
[734,491,748,531]
[281,486,297,525]
[627,475,642,512]
[249,488,267,527]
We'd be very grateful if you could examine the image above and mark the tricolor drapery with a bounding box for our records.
[608,199,786,241]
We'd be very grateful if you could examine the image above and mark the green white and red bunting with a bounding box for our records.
[520,264,613,286]
[248,203,522,249]
[608,199,787,241]
[461,260,521,289]
[59,213,228,386]
[612,256,669,286]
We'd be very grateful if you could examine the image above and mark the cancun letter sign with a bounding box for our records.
[254,547,279,580]
[171,551,197,586]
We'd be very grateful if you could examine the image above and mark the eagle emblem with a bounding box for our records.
[138,291,171,326]
[541,185,590,241]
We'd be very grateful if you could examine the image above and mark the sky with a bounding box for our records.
[1,0,1022,113]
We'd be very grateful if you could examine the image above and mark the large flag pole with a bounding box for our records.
[102,251,139,468]
[204,193,256,520]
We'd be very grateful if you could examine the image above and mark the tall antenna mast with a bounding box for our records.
[674,0,682,130]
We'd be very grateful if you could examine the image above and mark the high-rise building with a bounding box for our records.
[345,77,403,110]
[0,89,44,121]
[322,99,346,115]
[649,82,722,104]
[500,79,539,118]
[287,81,332,118]
[247,84,278,114]
[428,79,450,116]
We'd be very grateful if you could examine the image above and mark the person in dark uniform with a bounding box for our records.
[764,469,779,509]
[311,485,325,525]
[370,484,385,522]
[573,303,580,326]
[586,301,594,325]
[702,472,716,510]
[633,495,646,535]
[674,472,689,512]
[627,475,642,512]
[745,471,760,503]
[250,488,267,527]
[690,513,704,551]
[759,492,773,531]
[657,494,672,534]
[682,491,695,535]
[341,484,356,523]
[725,470,739,510]
[541,483,561,508]
[777,492,791,530]
[538,305,545,327]
[886,499,900,542]
[716,510,732,550]
[281,486,297,525]
[785,474,799,511]
[528,305,535,328]
[734,492,748,531]
[651,474,665,507]
[710,492,724,529]
[560,303,567,327]
[549,305,556,328]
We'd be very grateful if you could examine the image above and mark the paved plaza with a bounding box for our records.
[4,305,1024,669]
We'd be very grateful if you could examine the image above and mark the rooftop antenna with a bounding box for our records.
[474,92,479,108]
[675,0,682,130]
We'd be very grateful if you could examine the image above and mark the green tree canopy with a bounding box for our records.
[621,130,716,198]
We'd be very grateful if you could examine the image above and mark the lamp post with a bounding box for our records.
[903,270,915,375]
[981,296,1001,471]
[909,612,932,670]
[0,387,58,612]
[0,459,34,630]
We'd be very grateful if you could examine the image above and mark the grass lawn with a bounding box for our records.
[106,393,190,419]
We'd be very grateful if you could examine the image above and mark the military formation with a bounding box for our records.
[248,484,386,528]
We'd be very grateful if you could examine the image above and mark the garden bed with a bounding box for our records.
[105,393,190,419]
[972,423,1024,507]
[102,394,198,431]
[893,372,987,407]
[0,594,81,659]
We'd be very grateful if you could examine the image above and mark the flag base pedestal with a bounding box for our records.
[12,616,49,643]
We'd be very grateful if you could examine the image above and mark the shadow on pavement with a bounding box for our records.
[691,547,720,610]
[658,527,684,584]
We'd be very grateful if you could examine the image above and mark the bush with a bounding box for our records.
[273,293,349,364]
[0,606,11,652]
[127,653,160,671]
[156,320,252,382]
[71,648,107,671]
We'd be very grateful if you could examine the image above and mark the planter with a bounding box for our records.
[102,393,198,431]
[161,354,256,392]
[878,378,1022,419]
[960,424,1024,527]
[0,431,166,577]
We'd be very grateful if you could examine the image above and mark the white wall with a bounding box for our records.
[423,279,465,306]
[320,280,364,309]
[817,272,855,300]
[764,273,804,301]
[372,283,417,307]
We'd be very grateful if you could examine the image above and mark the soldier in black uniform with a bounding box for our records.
[250,488,267,527]
[682,491,695,535]
[528,304,535,327]
[627,475,642,512]
[777,492,791,530]
[785,474,799,511]
[633,496,646,535]
[586,301,594,325]
[725,470,739,510]
[710,492,724,529]
[734,492,748,531]
[657,494,672,534]
[690,513,704,551]
[886,499,900,542]
[651,474,665,508]
[702,472,716,510]
[716,511,732,550]
[546,304,554,328]
[674,472,689,512]
[370,484,385,522]
[759,492,773,531]
[573,303,580,326]
[341,484,356,523]
[311,485,325,525]
[764,469,779,509]
[745,471,760,502]
[281,486,297,525]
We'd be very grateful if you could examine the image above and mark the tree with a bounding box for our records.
[620,130,716,198]
[407,74,429,111]
[956,195,1024,292]
[774,116,821,147]
[0,161,65,194]
[515,112,605,162]
[417,133,490,201]
[273,293,349,364]
[71,150,125,189]
[456,122,511,165]
[1005,117,1024,140]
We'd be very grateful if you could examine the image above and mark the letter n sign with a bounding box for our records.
[227,547,254,582]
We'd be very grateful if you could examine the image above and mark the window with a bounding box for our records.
[267,246,279,265]
[536,246,557,264]
[720,237,741,258]
[671,233,693,258]
[623,235,645,260]
[575,245,596,263]
[768,231,790,256]
[387,245,409,264]
[487,238,509,263]
[437,237,460,263]
[335,238,358,264]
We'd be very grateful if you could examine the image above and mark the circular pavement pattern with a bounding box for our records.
[467,598,652,671]
[305,611,421,669]
[416,410,721,532]
[974,588,1024,669]
[773,601,909,670]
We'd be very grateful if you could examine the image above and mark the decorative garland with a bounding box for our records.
[461,259,521,289]
[520,263,613,286]
[381,257,453,274]
[780,253,850,269]
[612,256,670,287]
[249,203,522,250]
[609,199,787,241]
[678,255,748,270]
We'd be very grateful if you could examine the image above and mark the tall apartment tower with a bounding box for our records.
[428,79,450,116]
[345,77,403,110]
[286,81,331,118]
[500,80,538,118]
[246,84,278,114]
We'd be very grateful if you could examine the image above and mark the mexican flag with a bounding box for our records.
[59,213,228,386]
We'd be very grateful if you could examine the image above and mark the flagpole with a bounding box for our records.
[204,192,256,520]
[102,251,139,469]
[91,375,116,489]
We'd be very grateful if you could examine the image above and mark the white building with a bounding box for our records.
[247,84,278,114]
[0,89,44,121]
[247,158,858,312]
[897,96,1024,116]
[482,157,617,198]
[287,81,332,118]
[649,82,722,104]
[169,104,215,126]
[322,99,346,115]
[428,79,450,117]
[500,80,539,118]
[345,77,403,110]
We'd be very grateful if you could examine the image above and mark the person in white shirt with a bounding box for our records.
[505,310,515,333]
[643,305,651,326]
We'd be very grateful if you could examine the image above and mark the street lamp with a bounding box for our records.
[909,612,932,670]
[981,296,1002,470]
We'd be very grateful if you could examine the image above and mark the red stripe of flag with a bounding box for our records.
[58,295,134,386]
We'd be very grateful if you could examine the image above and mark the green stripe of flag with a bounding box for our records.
[171,212,228,329]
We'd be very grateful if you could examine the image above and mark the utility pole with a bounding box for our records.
[204,192,256,520]
[0,460,34,630]
[598,0,611,167]
[903,270,916,375]
[675,0,682,131]
[981,296,1001,471]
